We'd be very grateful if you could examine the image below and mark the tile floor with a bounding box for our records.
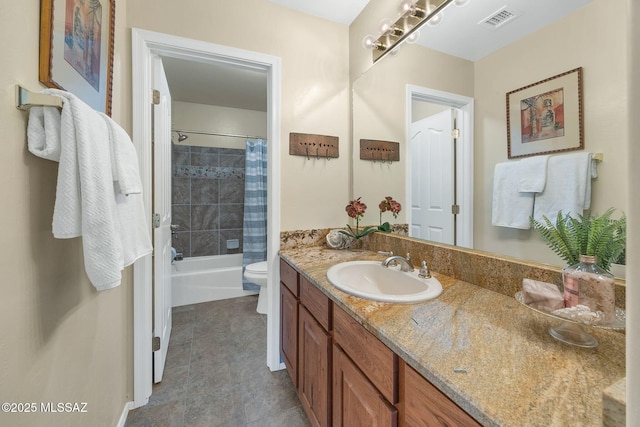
[125,295,310,427]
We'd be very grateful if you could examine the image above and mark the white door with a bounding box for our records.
[152,55,173,383]
[410,109,455,244]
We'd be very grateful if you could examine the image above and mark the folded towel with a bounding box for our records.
[35,89,152,290]
[100,113,143,195]
[533,152,593,222]
[522,279,564,312]
[517,155,549,193]
[27,107,62,161]
[492,161,534,229]
[99,113,152,267]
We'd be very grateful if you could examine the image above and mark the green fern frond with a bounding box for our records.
[531,208,626,271]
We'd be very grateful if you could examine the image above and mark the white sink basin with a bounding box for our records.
[326,260,442,303]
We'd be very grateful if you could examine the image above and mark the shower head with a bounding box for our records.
[177,132,188,142]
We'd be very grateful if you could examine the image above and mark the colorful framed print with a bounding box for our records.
[39,0,115,116]
[506,67,583,159]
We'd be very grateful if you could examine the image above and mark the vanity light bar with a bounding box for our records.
[372,0,455,63]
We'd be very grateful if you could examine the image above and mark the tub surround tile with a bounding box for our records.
[219,178,245,203]
[219,204,244,229]
[190,179,219,205]
[191,205,219,231]
[172,177,191,204]
[190,231,219,257]
[172,206,191,231]
[279,242,625,427]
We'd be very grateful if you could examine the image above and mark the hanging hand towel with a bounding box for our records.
[37,89,152,290]
[518,155,549,193]
[100,113,153,267]
[27,107,62,161]
[100,113,143,195]
[492,161,534,229]
[533,152,593,222]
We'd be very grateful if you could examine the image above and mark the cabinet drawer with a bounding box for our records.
[300,276,331,331]
[280,258,299,296]
[400,361,481,427]
[333,305,398,404]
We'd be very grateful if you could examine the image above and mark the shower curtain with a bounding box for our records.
[242,139,268,290]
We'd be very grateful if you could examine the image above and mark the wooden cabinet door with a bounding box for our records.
[280,284,298,387]
[399,361,481,427]
[333,345,397,427]
[299,305,331,427]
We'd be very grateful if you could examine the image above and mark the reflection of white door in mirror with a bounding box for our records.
[410,109,454,244]
[405,85,474,249]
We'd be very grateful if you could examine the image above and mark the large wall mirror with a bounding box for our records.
[351,0,629,270]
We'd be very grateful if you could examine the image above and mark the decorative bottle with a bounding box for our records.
[562,255,616,324]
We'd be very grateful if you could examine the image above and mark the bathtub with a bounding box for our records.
[171,253,258,307]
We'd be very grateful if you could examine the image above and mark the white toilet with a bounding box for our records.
[244,261,268,314]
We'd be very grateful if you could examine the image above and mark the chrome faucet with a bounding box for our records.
[381,255,414,272]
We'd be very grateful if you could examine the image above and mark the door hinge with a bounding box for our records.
[451,128,460,139]
[152,336,161,352]
[152,213,161,228]
[451,205,460,215]
[152,89,160,105]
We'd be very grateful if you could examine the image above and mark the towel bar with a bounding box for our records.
[15,85,62,110]
[593,153,603,162]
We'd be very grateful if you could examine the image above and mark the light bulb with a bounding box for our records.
[379,18,393,34]
[399,0,417,16]
[362,34,377,50]
[427,12,443,27]
[406,30,420,44]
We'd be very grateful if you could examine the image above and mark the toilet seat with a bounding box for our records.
[246,261,267,274]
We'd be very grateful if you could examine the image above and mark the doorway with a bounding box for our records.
[131,28,282,407]
[405,85,474,249]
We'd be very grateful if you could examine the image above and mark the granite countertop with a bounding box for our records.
[280,246,626,427]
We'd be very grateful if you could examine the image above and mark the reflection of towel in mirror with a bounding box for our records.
[492,161,534,229]
[27,89,152,290]
[517,155,549,193]
[533,152,593,222]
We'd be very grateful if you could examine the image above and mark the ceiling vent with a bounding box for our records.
[478,6,520,30]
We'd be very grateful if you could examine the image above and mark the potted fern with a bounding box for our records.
[531,208,625,324]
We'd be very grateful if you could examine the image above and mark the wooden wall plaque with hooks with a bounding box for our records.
[360,139,400,162]
[289,133,339,159]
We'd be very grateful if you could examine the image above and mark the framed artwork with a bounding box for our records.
[506,67,583,159]
[39,0,115,116]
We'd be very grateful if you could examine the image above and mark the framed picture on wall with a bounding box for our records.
[506,67,583,159]
[39,0,115,116]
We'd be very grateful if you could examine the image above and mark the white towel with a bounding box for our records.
[29,89,152,290]
[492,161,534,229]
[100,113,143,195]
[100,113,152,267]
[533,152,593,222]
[518,155,549,193]
[27,107,62,161]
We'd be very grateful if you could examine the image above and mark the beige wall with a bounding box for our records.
[128,0,351,231]
[352,47,474,227]
[0,1,133,426]
[172,101,267,150]
[474,0,629,265]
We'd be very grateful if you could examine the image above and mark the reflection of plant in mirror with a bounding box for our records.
[378,196,402,232]
[531,208,626,272]
[340,197,378,240]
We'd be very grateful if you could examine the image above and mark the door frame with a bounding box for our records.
[131,28,282,407]
[405,85,474,249]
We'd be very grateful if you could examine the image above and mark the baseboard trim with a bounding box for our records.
[117,401,135,427]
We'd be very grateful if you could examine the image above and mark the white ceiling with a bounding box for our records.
[162,0,593,111]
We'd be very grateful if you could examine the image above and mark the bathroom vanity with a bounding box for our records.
[279,240,625,426]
